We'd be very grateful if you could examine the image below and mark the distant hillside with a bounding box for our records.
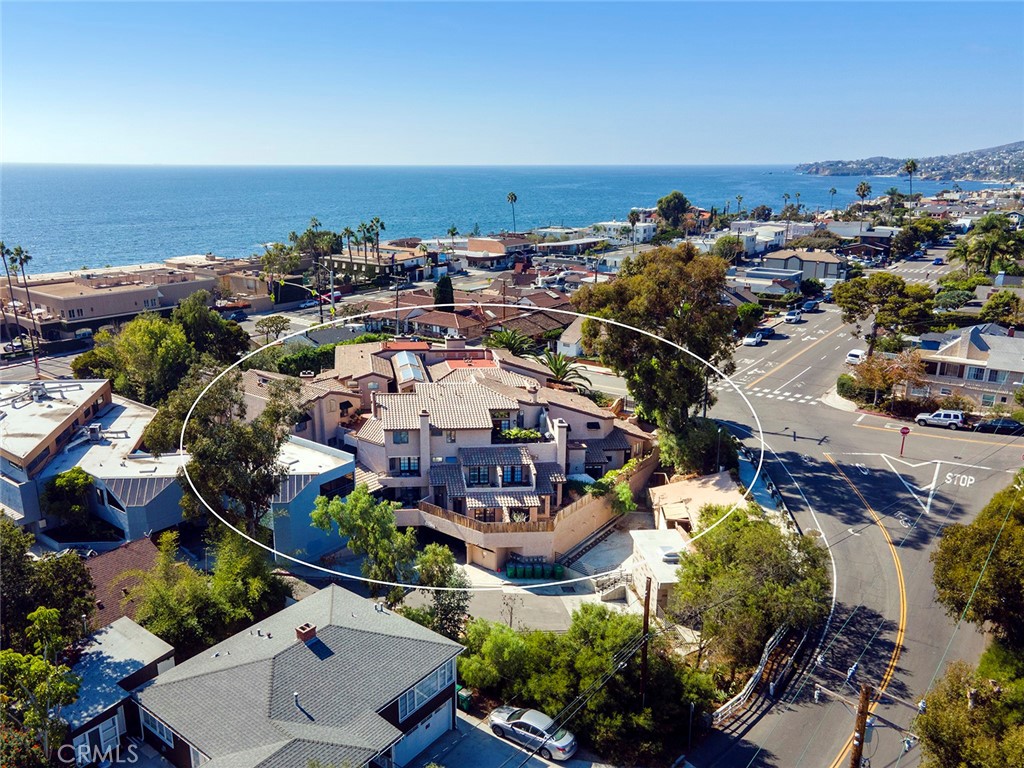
[795,141,1024,182]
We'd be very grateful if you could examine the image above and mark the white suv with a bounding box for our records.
[915,410,965,430]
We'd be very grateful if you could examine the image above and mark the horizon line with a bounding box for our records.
[2,161,808,169]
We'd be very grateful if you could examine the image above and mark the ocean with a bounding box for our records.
[0,164,1002,274]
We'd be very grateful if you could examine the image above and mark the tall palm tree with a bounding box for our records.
[533,350,592,391]
[828,187,837,212]
[357,222,370,259]
[484,328,534,357]
[903,159,918,198]
[370,217,385,263]
[627,210,640,253]
[856,181,872,233]
[507,192,518,234]
[794,192,801,213]
[0,242,15,345]
[447,224,459,251]
[782,192,790,213]
[886,187,901,214]
[341,226,355,259]
[10,246,40,375]
[735,194,743,216]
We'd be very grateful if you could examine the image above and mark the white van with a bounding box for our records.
[845,349,867,365]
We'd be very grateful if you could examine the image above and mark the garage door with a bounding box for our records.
[392,699,453,767]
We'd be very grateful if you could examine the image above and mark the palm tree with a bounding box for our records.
[533,350,592,390]
[829,187,837,212]
[885,187,901,214]
[627,210,640,253]
[309,216,321,232]
[903,159,918,198]
[856,181,872,232]
[370,217,385,263]
[782,192,790,214]
[735,194,743,216]
[484,328,534,357]
[447,224,459,251]
[10,246,40,375]
[0,242,15,346]
[357,222,370,259]
[507,192,518,234]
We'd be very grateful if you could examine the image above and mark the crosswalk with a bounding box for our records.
[745,386,820,405]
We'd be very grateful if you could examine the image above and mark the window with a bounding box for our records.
[468,466,487,485]
[967,367,986,382]
[393,430,409,444]
[319,472,354,499]
[445,430,457,443]
[25,447,52,476]
[910,386,929,398]
[389,457,420,476]
[981,394,996,407]
[398,658,456,721]
[502,465,524,484]
[491,410,511,431]
[141,709,174,747]
[988,369,1009,384]
[586,421,601,430]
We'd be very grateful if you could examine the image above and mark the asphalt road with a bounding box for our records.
[691,300,1018,768]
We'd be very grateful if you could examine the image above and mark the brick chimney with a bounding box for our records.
[295,623,317,642]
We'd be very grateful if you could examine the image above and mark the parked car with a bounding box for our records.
[389,282,414,291]
[742,331,763,347]
[298,299,318,309]
[226,311,247,322]
[3,337,25,352]
[974,418,1024,435]
[915,409,965,430]
[757,325,777,338]
[802,299,819,312]
[845,349,867,365]
[912,250,924,258]
[822,291,834,303]
[488,706,577,762]
[783,310,802,324]
[932,257,944,266]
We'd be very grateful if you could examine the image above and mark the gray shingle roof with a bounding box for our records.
[137,586,461,768]
[534,463,567,495]
[582,430,632,462]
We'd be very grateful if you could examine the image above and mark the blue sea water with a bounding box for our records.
[0,164,1003,274]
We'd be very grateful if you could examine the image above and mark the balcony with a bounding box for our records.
[490,428,548,445]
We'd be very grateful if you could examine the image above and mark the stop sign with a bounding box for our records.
[900,426,911,435]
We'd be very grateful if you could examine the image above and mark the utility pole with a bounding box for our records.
[850,682,874,768]
[640,577,651,708]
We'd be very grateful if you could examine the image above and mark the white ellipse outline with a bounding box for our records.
[179,302,766,592]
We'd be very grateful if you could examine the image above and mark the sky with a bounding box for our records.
[2,2,1022,166]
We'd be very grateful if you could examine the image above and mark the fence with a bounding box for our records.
[417,501,555,534]
[712,624,789,725]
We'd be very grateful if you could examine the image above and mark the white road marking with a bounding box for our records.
[775,366,811,393]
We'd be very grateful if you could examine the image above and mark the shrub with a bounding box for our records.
[887,398,939,420]
[836,374,861,401]
[500,427,543,442]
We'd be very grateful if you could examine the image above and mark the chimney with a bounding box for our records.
[419,409,431,472]
[295,623,317,642]
[553,417,569,471]
[528,385,539,404]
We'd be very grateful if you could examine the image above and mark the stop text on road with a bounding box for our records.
[945,472,975,488]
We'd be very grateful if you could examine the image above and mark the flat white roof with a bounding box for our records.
[630,528,689,584]
[278,436,353,475]
[0,380,109,461]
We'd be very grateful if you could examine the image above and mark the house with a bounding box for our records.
[900,323,1024,410]
[134,585,463,768]
[243,369,357,448]
[629,528,689,615]
[86,537,161,630]
[648,472,746,532]
[557,315,588,357]
[761,249,846,281]
[825,223,898,256]
[63,618,174,767]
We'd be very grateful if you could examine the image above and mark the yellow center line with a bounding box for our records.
[824,453,907,768]
[852,422,999,446]
[745,324,845,389]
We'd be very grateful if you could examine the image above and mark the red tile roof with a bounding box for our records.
[86,537,159,630]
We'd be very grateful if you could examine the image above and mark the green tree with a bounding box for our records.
[0,609,81,760]
[507,192,518,233]
[980,290,1024,326]
[254,315,291,343]
[208,526,291,631]
[903,158,918,197]
[411,544,471,640]
[656,190,690,230]
[829,187,837,211]
[39,467,94,527]
[483,328,535,357]
[180,377,301,538]
[433,275,455,312]
[833,272,933,355]
[735,303,765,335]
[572,243,736,435]
[669,503,829,668]
[119,531,222,658]
[933,289,974,311]
[931,475,1024,647]
[711,235,744,263]
[533,349,593,390]
[855,181,872,230]
[172,291,249,363]
[259,242,300,302]
[0,520,95,652]
[627,210,640,253]
[611,481,637,515]
[750,204,772,222]
[311,484,418,605]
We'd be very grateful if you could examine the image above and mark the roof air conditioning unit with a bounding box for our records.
[88,423,103,442]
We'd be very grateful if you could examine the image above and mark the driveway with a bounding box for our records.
[407,710,616,768]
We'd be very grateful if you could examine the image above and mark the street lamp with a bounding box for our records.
[716,427,723,472]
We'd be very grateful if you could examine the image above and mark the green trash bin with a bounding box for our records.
[524,564,534,579]
[513,564,523,579]
[456,685,473,712]
[506,564,515,580]
[554,563,564,580]
[543,563,553,579]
